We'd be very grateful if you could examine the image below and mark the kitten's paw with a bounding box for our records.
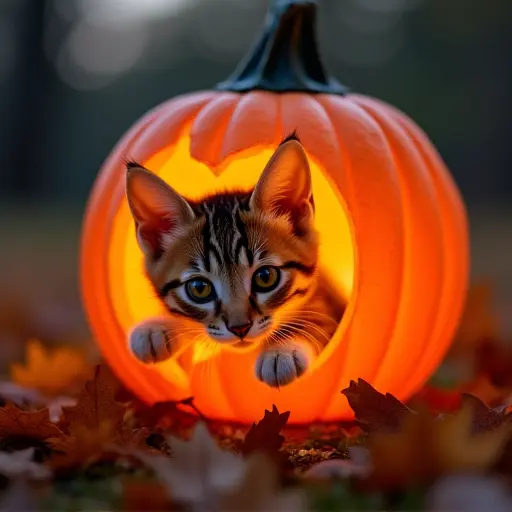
[129,321,173,364]
[255,344,312,388]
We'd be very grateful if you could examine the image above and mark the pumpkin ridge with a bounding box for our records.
[352,97,445,396]
[389,111,469,393]
[189,93,241,169]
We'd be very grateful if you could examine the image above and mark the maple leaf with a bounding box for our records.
[48,420,153,472]
[241,405,290,460]
[219,453,308,512]
[136,422,301,512]
[61,364,126,433]
[10,339,91,397]
[138,422,247,506]
[130,396,201,430]
[362,403,512,490]
[0,448,51,480]
[341,379,413,433]
[0,402,65,445]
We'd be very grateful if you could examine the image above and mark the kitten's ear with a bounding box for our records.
[250,139,314,234]
[126,164,195,260]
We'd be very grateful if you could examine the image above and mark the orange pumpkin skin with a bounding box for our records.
[80,2,469,424]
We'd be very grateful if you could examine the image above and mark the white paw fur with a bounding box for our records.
[255,342,313,387]
[129,321,173,364]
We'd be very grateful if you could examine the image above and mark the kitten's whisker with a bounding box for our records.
[282,310,339,324]
[277,325,323,354]
[278,320,332,343]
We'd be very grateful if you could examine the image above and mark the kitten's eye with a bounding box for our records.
[185,278,215,303]
[252,266,280,292]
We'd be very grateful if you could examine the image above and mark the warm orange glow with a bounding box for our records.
[81,91,469,424]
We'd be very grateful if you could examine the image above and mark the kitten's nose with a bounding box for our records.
[227,321,253,339]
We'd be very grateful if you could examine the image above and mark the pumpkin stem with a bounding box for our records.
[216,0,348,94]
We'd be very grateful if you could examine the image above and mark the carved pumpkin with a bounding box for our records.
[80,0,469,423]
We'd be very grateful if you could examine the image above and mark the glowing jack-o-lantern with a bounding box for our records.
[80,0,469,424]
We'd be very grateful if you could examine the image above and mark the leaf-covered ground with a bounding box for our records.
[0,283,512,510]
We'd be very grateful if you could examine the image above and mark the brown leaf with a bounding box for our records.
[362,403,512,490]
[138,422,247,507]
[131,397,199,430]
[10,339,91,397]
[0,402,65,443]
[461,393,512,434]
[241,405,289,460]
[341,379,413,433]
[48,419,152,472]
[219,453,308,512]
[61,364,126,433]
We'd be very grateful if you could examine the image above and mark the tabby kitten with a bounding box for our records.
[126,135,345,388]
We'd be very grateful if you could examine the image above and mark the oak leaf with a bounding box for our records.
[341,378,413,433]
[241,405,290,459]
[10,339,90,397]
[0,402,65,443]
[61,364,126,433]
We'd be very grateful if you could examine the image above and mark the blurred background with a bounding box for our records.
[0,0,511,367]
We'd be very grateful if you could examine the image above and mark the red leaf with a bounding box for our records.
[0,402,65,442]
[341,379,413,433]
[241,405,289,459]
[61,364,126,433]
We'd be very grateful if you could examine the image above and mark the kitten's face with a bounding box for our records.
[126,137,318,350]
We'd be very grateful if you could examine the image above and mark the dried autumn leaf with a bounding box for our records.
[61,364,126,433]
[241,405,290,459]
[0,402,65,444]
[10,339,90,397]
[461,393,512,434]
[131,397,200,430]
[363,403,512,490]
[0,448,51,480]
[219,453,308,512]
[341,378,413,433]
[139,422,247,507]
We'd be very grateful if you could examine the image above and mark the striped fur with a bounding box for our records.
[126,135,347,387]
